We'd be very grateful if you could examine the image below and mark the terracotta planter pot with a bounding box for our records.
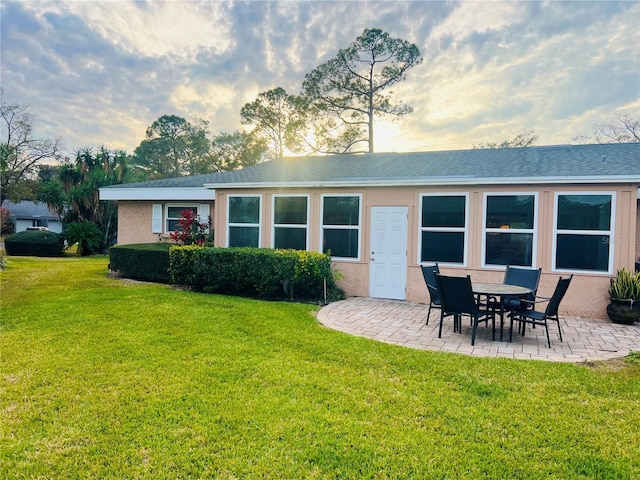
[606,298,640,325]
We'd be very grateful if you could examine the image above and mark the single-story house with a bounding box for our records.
[1,200,63,233]
[100,143,640,319]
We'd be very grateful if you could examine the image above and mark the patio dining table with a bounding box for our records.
[472,282,533,341]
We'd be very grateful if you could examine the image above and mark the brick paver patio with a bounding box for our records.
[317,297,640,362]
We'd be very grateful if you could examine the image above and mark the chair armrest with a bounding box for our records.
[520,295,551,306]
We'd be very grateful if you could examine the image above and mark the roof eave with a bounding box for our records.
[99,187,214,201]
[203,175,640,190]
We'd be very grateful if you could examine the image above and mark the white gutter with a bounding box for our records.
[203,175,640,190]
[99,187,214,201]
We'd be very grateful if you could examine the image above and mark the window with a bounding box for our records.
[483,194,537,267]
[166,205,198,233]
[228,195,261,247]
[419,194,467,265]
[272,195,309,250]
[321,195,361,260]
[158,204,210,234]
[553,193,614,273]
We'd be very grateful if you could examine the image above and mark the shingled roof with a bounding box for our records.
[101,143,640,197]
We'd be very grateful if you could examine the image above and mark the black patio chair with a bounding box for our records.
[435,273,495,346]
[421,264,440,325]
[502,266,542,312]
[509,275,573,348]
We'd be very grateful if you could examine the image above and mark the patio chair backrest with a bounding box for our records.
[545,276,573,317]
[421,264,440,304]
[504,266,541,301]
[435,274,477,316]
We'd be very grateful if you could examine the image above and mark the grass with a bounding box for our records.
[1,256,639,479]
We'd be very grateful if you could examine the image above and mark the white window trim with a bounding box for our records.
[320,193,362,261]
[418,193,469,267]
[481,192,539,269]
[164,203,209,234]
[551,191,616,274]
[271,194,310,250]
[226,194,262,248]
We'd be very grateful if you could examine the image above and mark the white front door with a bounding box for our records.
[369,206,408,300]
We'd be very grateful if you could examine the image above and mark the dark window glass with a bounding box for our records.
[167,206,196,219]
[229,197,260,224]
[323,229,358,258]
[421,231,464,263]
[557,195,611,231]
[167,219,182,232]
[229,226,259,247]
[274,227,307,250]
[323,197,359,226]
[556,234,610,271]
[274,197,307,225]
[422,196,465,227]
[486,195,534,229]
[485,232,533,266]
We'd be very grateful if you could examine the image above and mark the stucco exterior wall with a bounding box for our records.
[636,199,640,262]
[117,202,155,245]
[215,183,639,319]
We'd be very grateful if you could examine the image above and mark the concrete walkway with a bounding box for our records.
[317,297,640,362]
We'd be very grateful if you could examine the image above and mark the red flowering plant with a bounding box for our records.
[169,209,210,246]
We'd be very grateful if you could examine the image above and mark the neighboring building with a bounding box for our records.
[100,143,640,319]
[2,200,63,233]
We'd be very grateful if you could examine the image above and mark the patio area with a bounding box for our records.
[317,297,640,362]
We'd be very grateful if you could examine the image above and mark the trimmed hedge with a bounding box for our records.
[109,243,172,283]
[4,230,64,257]
[170,246,345,302]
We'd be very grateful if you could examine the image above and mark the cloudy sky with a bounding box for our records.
[1,0,639,157]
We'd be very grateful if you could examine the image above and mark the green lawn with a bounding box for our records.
[1,257,639,479]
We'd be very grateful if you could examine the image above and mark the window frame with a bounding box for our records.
[271,194,310,250]
[164,203,200,234]
[320,193,362,261]
[418,193,469,267]
[552,191,615,274]
[226,194,262,248]
[481,192,538,269]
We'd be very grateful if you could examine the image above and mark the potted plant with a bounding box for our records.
[607,268,640,325]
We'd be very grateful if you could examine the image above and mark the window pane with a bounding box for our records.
[421,231,464,263]
[556,234,610,271]
[557,195,611,231]
[422,196,465,227]
[323,228,358,258]
[323,197,359,226]
[486,195,534,229]
[485,232,533,266]
[229,197,260,224]
[229,226,259,247]
[274,197,307,225]
[274,227,306,250]
[167,206,196,218]
[167,219,182,232]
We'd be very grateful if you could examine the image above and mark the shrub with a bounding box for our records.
[170,246,345,302]
[109,243,172,283]
[0,206,15,235]
[63,221,104,256]
[4,230,64,257]
[169,209,212,246]
[609,268,640,301]
[0,248,7,270]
